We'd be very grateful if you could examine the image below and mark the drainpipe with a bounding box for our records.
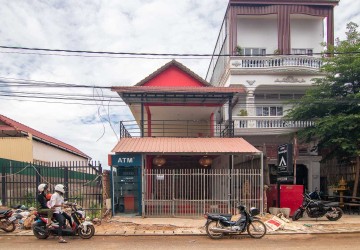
[141,95,144,137]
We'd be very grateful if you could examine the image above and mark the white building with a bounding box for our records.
[206,0,339,191]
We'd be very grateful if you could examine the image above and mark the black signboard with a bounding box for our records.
[277,144,293,175]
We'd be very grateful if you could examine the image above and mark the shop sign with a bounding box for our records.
[111,154,142,167]
[277,144,293,174]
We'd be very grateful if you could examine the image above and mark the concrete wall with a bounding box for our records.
[32,140,87,162]
[237,15,278,54]
[290,15,324,53]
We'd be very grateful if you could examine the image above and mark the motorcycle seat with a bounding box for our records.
[206,213,232,220]
[323,202,339,207]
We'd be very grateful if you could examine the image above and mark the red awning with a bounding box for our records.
[112,137,260,155]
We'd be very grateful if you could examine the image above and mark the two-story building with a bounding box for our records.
[206,0,339,192]
[109,60,263,217]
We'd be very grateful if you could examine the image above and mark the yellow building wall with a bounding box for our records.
[0,137,33,162]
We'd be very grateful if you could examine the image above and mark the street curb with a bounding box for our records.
[4,230,360,237]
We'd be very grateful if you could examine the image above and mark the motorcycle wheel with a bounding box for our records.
[247,220,266,239]
[205,221,224,239]
[292,209,303,221]
[78,225,95,239]
[1,221,16,232]
[32,222,49,239]
[326,207,343,221]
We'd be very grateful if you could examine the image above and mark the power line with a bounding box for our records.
[1,45,360,58]
[0,50,211,60]
[0,96,126,106]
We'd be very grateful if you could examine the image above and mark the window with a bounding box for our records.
[292,48,313,56]
[243,48,266,56]
[256,106,283,116]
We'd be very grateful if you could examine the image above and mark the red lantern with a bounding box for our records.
[199,156,212,167]
[153,155,166,167]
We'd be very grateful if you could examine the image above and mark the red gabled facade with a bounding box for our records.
[135,60,210,87]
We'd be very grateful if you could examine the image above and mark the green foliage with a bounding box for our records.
[235,45,243,55]
[87,202,102,220]
[286,22,360,161]
[239,109,248,116]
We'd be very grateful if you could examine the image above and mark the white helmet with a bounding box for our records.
[54,184,65,194]
[38,183,48,192]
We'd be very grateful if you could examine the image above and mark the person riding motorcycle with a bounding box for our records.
[36,184,53,227]
[48,184,70,243]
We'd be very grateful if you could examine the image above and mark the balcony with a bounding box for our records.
[120,120,234,138]
[232,116,314,136]
[230,55,322,70]
[207,55,323,85]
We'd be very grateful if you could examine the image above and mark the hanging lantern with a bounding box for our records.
[199,156,212,167]
[153,155,166,167]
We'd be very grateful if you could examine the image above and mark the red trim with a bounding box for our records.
[210,113,214,137]
[145,106,152,137]
[108,154,112,166]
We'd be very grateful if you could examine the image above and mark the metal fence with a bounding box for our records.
[143,168,262,217]
[0,158,103,218]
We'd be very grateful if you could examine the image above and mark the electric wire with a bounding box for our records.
[1,45,360,57]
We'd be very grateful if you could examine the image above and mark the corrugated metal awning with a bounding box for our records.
[111,137,260,155]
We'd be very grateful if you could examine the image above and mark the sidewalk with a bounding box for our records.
[4,214,360,237]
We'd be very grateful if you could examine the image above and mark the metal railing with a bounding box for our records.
[120,120,235,138]
[143,168,262,217]
[0,158,102,218]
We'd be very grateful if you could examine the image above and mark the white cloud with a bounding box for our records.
[0,0,358,166]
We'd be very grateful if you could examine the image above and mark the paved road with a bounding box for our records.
[0,233,359,249]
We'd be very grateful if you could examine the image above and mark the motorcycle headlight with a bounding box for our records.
[85,216,91,221]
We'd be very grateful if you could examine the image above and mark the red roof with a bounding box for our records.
[0,114,90,159]
[112,137,260,154]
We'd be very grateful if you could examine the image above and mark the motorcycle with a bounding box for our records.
[204,205,266,239]
[32,202,95,239]
[292,191,343,221]
[0,209,16,232]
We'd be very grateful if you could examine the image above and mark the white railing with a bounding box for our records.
[230,55,322,70]
[234,116,314,129]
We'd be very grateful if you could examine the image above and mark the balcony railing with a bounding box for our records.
[233,116,314,129]
[206,55,323,85]
[230,55,322,70]
[119,120,234,138]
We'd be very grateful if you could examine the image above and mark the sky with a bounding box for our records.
[0,0,359,167]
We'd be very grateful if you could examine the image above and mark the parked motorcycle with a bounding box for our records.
[292,191,343,221]
[0,209,16,232]
[32,202,95,239]
[204,205,266,239]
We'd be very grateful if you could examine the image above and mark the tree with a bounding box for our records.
[286,22,360,196]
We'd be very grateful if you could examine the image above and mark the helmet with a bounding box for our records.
[38,183,48,192]
[54,184,65,194]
